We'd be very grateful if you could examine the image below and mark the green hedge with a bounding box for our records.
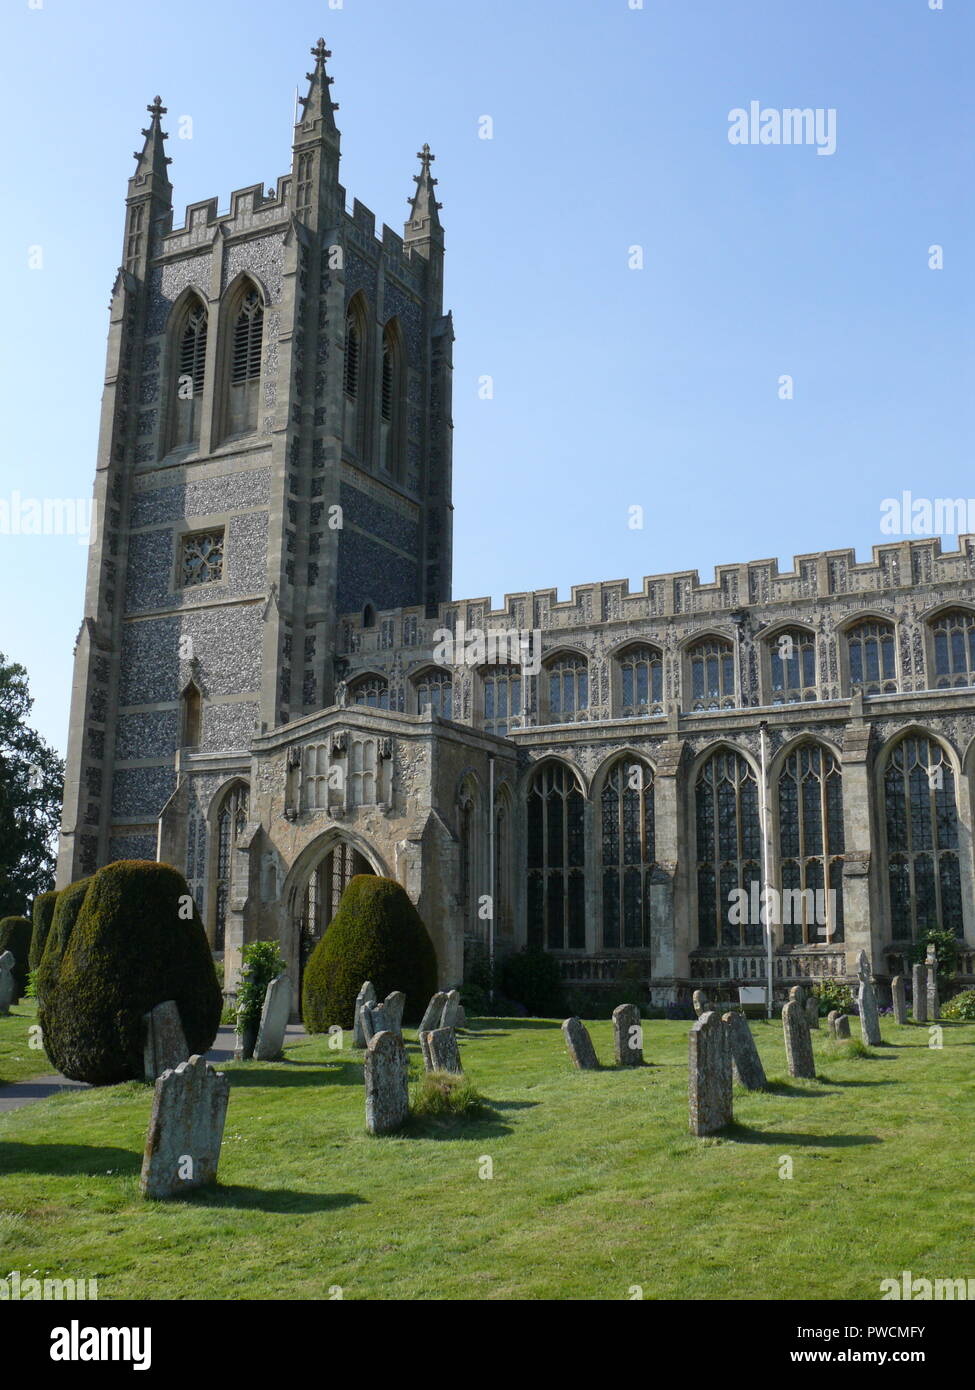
[36,877,91,1006]
[29,890,60,972]
[0,916,32,1000]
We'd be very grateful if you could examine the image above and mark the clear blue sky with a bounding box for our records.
[2,0,971,755]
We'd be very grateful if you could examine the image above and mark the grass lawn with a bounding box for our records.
[0,1001,47,1086]
[1,1014,974,1300]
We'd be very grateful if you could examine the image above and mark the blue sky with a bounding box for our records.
[2,0,971,754]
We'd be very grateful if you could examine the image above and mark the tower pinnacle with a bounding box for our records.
[130,95,172,194]
[405,143,443,241]
[296,36,339,139]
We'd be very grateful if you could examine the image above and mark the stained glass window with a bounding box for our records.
[884,736,962,939]
[526,763,586,950]
[618,645,663,717]
[931,609,975,688]
[546,655,589,723]
[695,750,761,947]
[600,760,655,948]
[688,640,735,710]
[214,783,249,951]
[483,665,522,735]
[414,668,452,718]
[847,619,896,694]
[777,744,844,944]
[769,629,817,704]
[349,676,389,710]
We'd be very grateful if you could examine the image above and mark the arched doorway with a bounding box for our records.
[296,840,375,997]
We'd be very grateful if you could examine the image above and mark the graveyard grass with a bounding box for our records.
[1,1015,974,1299]
[0,1001,46,1085]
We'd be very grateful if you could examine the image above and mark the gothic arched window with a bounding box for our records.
[343,296,369,454]
[769,628,817,704]
[344,310,361,398]
[777,744,845,945]
[171,295,207,448]
[600,759,655,948]
[226,284,263,436]
[884,736,962,940]
[482,665,522,735]
[546,654,589,724]
[414,668,452,718]
[688,638,735,710]
[380,319,406,478]
[847,619,896,694]
[214,782,249,951]
[349,675,389,710]
[617,645,663,717]
[695,750,761,947]
[930,609,975,688]
[526,763,586,950]
[180,682,202,748]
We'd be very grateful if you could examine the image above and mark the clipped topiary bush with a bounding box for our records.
[302,875,437,1031]
[29,890,60,972]
[0,916,33,1000]
[41,860,222,1085]
[36,877,91,1005]
[500,947,565,1018]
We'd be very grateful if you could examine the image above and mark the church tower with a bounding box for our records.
[57,41,454,887]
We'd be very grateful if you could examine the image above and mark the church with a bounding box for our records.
[57,42,975,1010]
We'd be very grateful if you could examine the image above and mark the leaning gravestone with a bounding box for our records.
[0,951,15,1016]
[890,975,907,1026]
[419,991,448,1035]
[911,963,928,1024]
[805,997,820,1031]
[692,989,709,1017]
[364,1030,409,1135]
[722,1011,766,1091]
[688,1011,732,1136]
[254,972,291,1061]
[856,950,882,1046]
[440,989,462,1030]
[782,999,816,1079]
[561,1016,599,1070]
[925,946,940,1021]
[827,1009,850,1040]
[612,1003,643,1066]
[353,981,377,1048]
[140,1055,230,1199]
[143,1000,189,1082]
[383,991,406,1036]
[425,1026,463,1075]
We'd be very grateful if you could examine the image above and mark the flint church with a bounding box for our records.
[58,43,975,1008]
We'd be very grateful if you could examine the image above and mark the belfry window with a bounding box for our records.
[172,297,207,448]
[226,286,263,435]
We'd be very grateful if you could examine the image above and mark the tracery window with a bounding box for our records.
[688,639,735,710]
[349,675,389,709]
[769,629,817,704]
[214,783,248,951]
[526,763,586,950]
[600,759,655,949]
[617,645,663,717]
[414,668,452,718]
[172,297,207,448]
[546,654,589,724]
[847,619,896,694]
[181,529,224,587]
[483,665,522,735]
[884,736,963,940]
[349,738,378,806]
[303,744,332,810]
[226,286,263,435]
[695,750,761,947]
[298,843,373,996]
[777,744,845,945]
[931,609,975,688]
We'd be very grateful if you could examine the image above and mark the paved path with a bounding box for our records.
[0,1022,308,1115]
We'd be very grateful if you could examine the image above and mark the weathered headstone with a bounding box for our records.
[419,1030,433,1072]
[890,975,907,1026]
[0,951,15,1016]
[364,1030,409,1135]
[805,997,820,1030]
[612,1003,643,1066]
[925,946,940,1021]
[826,1009,851,1040]
[912,963,928,1024]
[691,989,709,1017]
[455,1004,467,1029]
[856,950,881,1046]
[419,990,447,1035]
[254,972,291,1061]
[782,999,816,1079]
[353,981,377,1048]
[788,984,806,1005]
[143,1000,189,1082]
[425,1026,463,1075]
[722,1011,766,1091]
[361,1000,390,1045]
[383,991,406,1035]
[440,988,461,1030]
[688,1011,733,1136]
[561,1016,599,1070]
[139,1055,230,1199]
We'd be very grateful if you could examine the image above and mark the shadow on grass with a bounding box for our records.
[226,1060,363,1088]
[401,1112,515,1142]
[814,1074,897,1087]
[723,1123,882,1148]
[0,1142,141,1177]
[181,1185,366,1214]
[763,1079,835,1097]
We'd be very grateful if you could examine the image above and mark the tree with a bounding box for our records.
[0,653,64,918]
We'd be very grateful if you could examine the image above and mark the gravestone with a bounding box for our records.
[805,998,820,1030]
[0,951,15,1016]
[890,975,907,1026]
[419,991,447,1035]
[925,946,940,1021]
[688,1011,733,1136]
[143,1000,189,1082]
[782,1000,816,1079]
[364,1030,409,1135]
[440,989,461,1029]
[456,1004,467,1029]
[856,950,882,1046]
[722,1011,766,1091]
[561,1016,599,1070]
[353,981,376,1048]
[361,1000,390,1045]
[425,1026,463,1075]
[911,963,928,1024]
[254,972,291,1061]
[827,1009,850,1040]
[383,991,406,1036]
[692,989,709,1017]
[612,1003,643,1066]
[788,985,805,1005]
[419,1030,433,1071]
[140,1055,230,1199]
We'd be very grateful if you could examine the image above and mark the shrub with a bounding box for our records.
[499,948,565,1018]
[910,928,959,989]
[0,916,32,1000]
[942,989,975,1022]
[40,860,222,1085]
[36,877,91,1004]
[410,1072,490,1120]
[236,939,287,1033]
[817,978,855,1016]
[29,890,60,972]
[301,875,438,1031]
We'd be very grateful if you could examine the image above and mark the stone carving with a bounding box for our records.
[782,999,816,1079]
[856,950,882,1046]
[419,991,447,1035]
[353,981,376,1048]
[891,975,907,1025]
[688,1011,733,1135]
[383,991,406,1036]
[143,1000,189,1083]
[440,988,461,1030]
[364,1030,409,1135]
[424,1026,463,1075]
[612,1003,643,1066]
[0,951,15,1015]
[254,972,291,1061]
[334,680,348,708]
[912,963,928,1024]
[140,1056,230,1199]
[561,1016,599,1070]
[722,1011,766,1091]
